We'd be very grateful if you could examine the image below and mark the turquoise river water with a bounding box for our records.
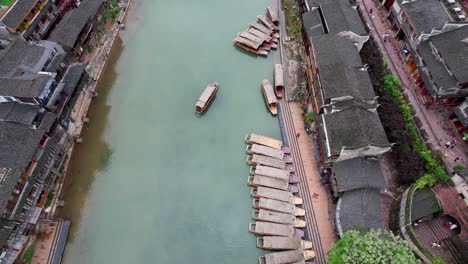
[59,0,281,263]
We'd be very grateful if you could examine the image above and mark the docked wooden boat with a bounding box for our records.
[247,154,286,169]
[253,209,306,227]
[248,27,273,42]
[246,144,293,163]
[257,14,279,31]
[249,22,273,36]
[258,249,315,264]
[245,133,283,149]
[195,82,219,114]
[248,175,299,193]
[253,197,305,216]
[238,31,264,45]
[251,186,303,204]
[257,236,312,250]
[274,64,284,98]
[246,144,283,160]
[266,6,279,25]
[262,80,277,115]
[249,221,304,237]
[250,165,290,182]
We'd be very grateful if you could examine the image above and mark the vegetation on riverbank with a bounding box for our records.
[0,0,13,6]
[360,38,449,187]
[281,0,302,41]
[328,229,418,264]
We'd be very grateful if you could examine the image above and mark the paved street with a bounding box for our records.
[358,0,468,171]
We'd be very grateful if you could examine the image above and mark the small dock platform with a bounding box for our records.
[245,133,283,149]
[251,186,303,204]
[248,175,288,190]
[258,249,316,264]
[249,221,304,237]
[257,236,313,250]
[248,154,286,169]
[253,197,305,216]
[253,209,306,227]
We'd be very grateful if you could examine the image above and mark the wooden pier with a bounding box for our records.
[253,197,305,216]
[251,186,303,204]
[249,221,304,237]
[253,209,306,227]
[258,249,315,264]
[248,154,286,169]
[257,236,313,250]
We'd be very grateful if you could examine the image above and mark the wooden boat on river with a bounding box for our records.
[195,82,219,114]
[262,80,277,115]
[258,249,316,264]
[251,186,303,204]
[274,64,284,98]
[257,236,312,250]
[266,6,279,25]
[245,133,282,149]
[257,14,279,31]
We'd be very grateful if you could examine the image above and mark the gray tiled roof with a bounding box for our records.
[0,112,55,170]
[417,26,468,95]
[455,98,468,127]
[338,188,383,233]
[333,157,386,193]
[62,63,86,95]
[0,169,22,215]
[0,102,39,125]
[48,0,104,48]
[322,103,390,156]
[303,0,367,39]
[0,37,45,78]
[0,217,17,247]
[1,0,37,29]
[411,188,440,221]
[402,0,451,34]
[313,34,375,101]
[0,74,50,98]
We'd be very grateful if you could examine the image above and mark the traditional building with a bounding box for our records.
[318,102,391,162]
[48,0,105,58]
[0,0,59,41]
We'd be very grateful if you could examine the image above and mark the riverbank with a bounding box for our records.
[50,0,134,218]
[30,1,135,262]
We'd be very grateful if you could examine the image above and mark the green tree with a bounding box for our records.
[328,229,418,264]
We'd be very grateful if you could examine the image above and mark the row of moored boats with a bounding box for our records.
[244,133,315,264]
[233,7,280,56]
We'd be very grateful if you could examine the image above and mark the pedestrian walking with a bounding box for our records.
[296,132,300,138]
[454,157,463,162]
[450,139,457,149]
[369,8,373,15]
[445,141,452,148]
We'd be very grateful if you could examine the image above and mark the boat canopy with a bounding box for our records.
[262,80,277,105]
[238,31,264,45]
[196,84,217,108]
[249,22,273,36]
[247,133,283,149]
[274,64,284,87]
[250,154,286,169]
[248,27,272,42]
[266,6,279,23]
[234,36,261,49]
[250,144,284,159]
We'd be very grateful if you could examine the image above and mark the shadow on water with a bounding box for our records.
[57,38,123,241]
